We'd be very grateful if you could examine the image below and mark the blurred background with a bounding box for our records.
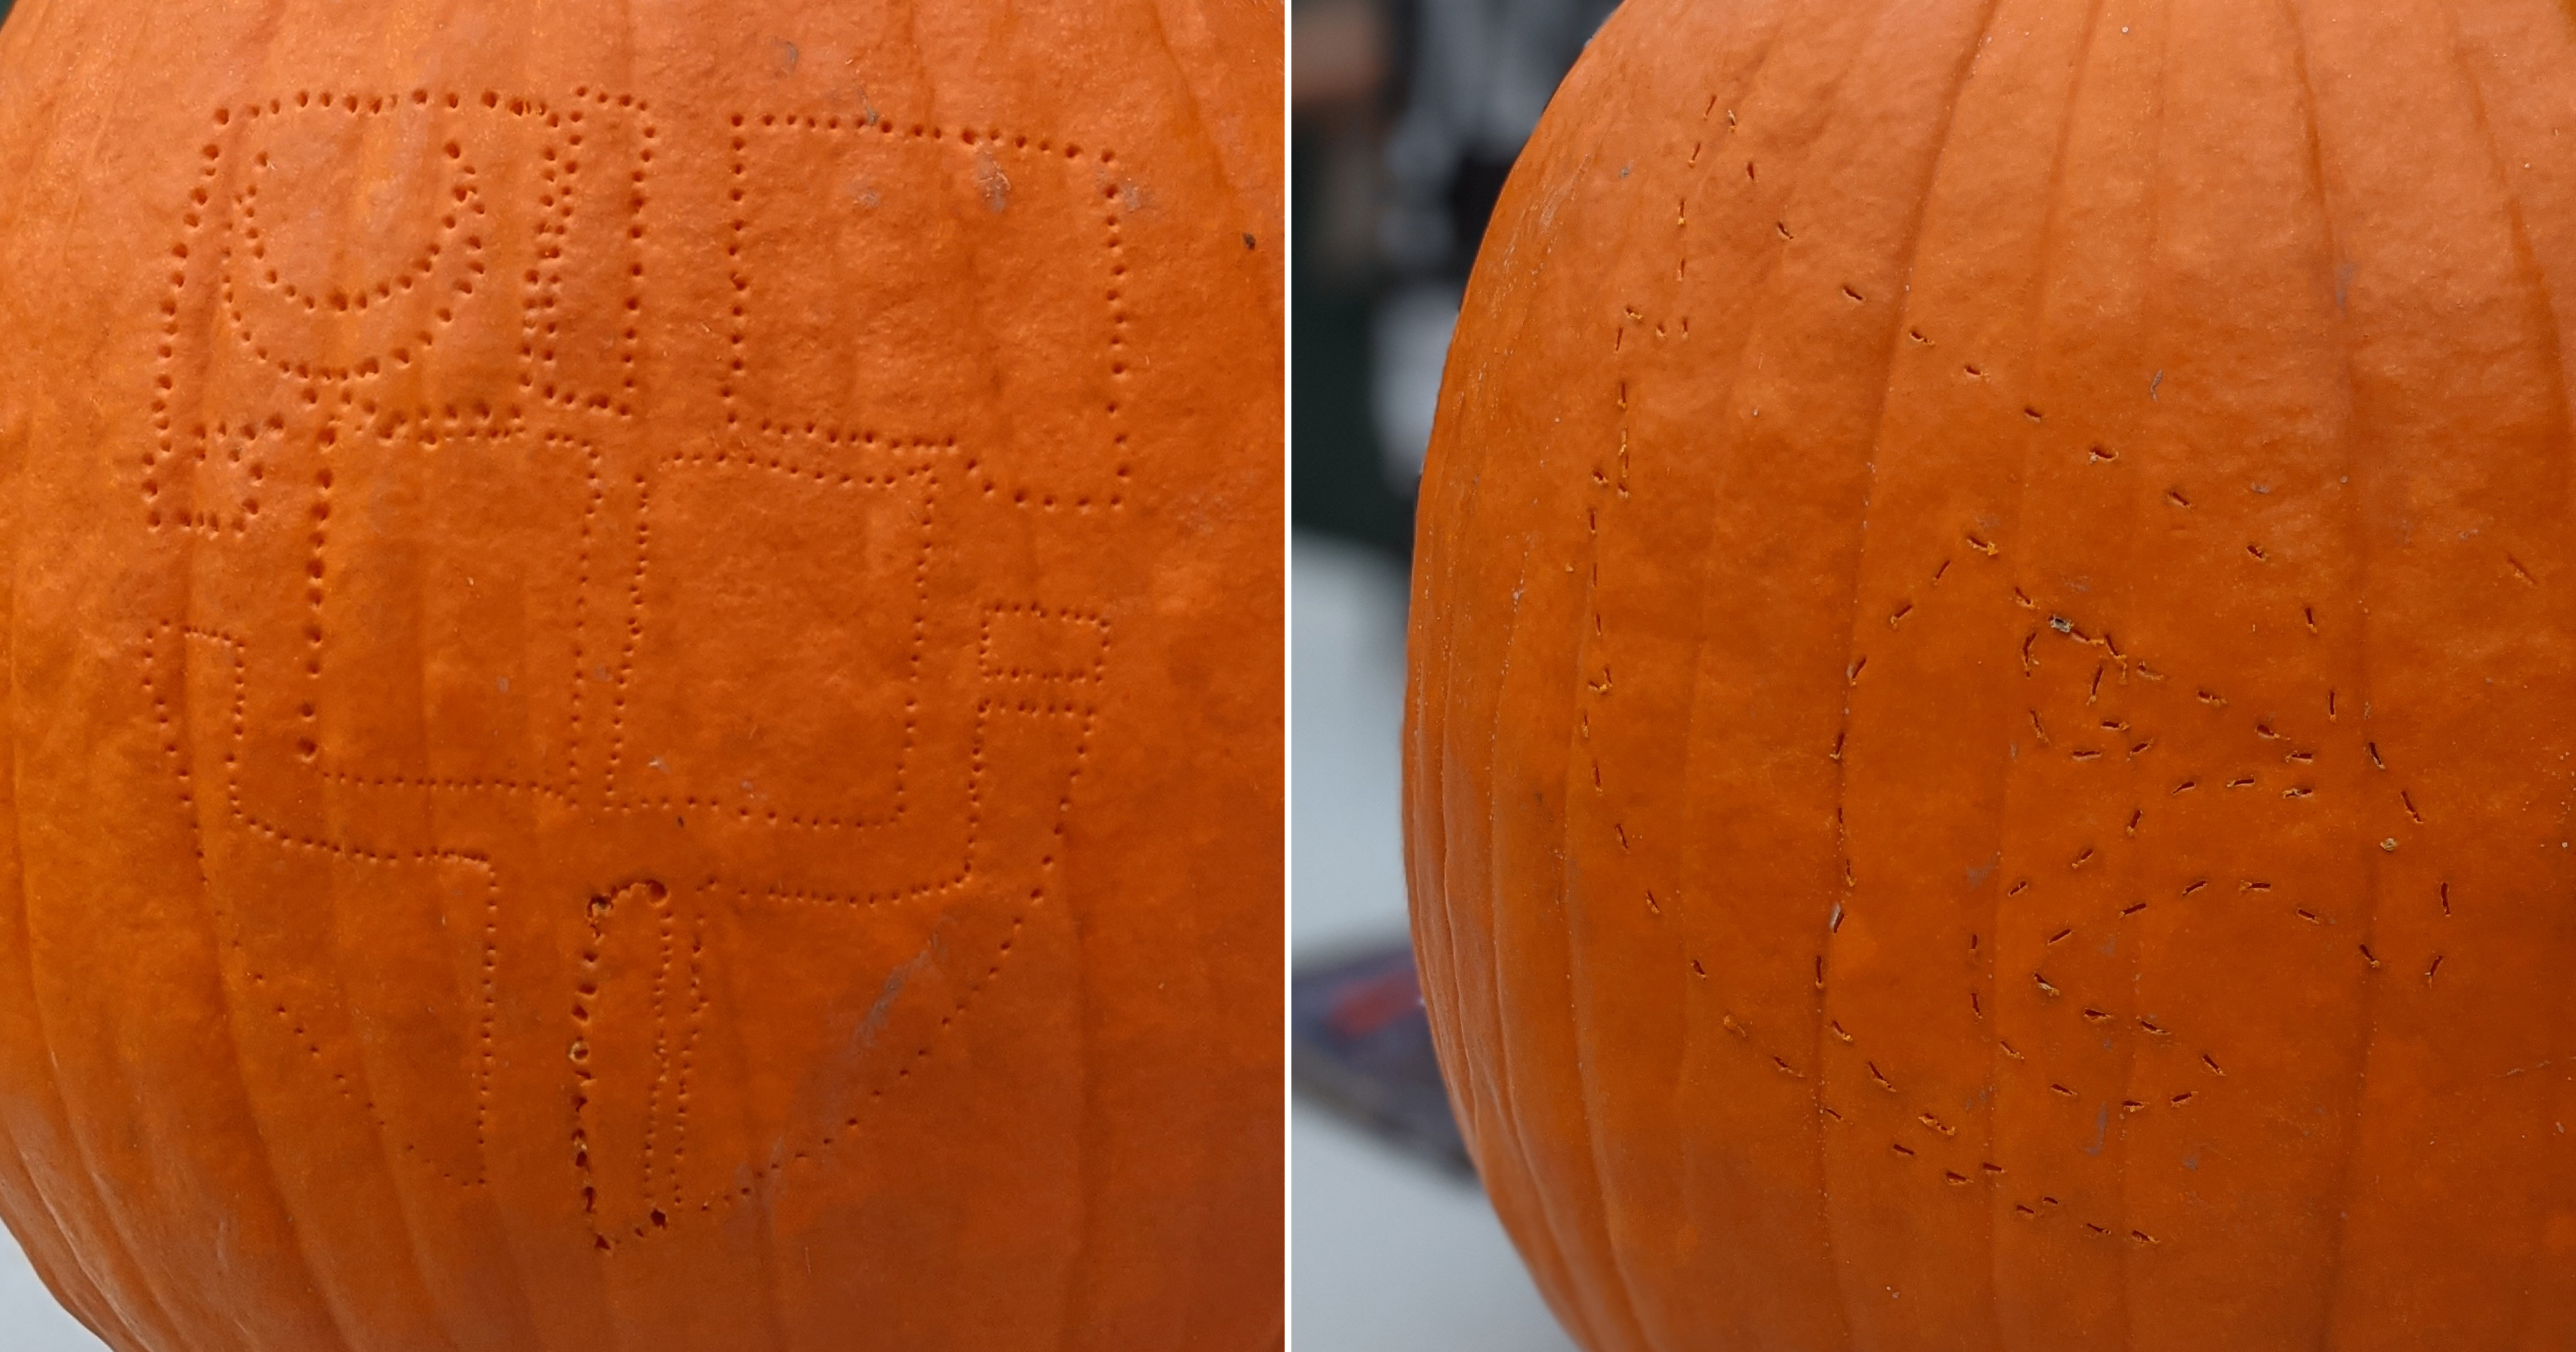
[1289,0,1603,1347]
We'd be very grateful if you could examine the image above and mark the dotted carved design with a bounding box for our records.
[142,87,1137,1245]
[1579,91,2453,1252]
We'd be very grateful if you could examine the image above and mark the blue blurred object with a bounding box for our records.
[1292,942,1472,1176]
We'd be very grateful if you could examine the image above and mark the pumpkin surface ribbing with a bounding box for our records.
[1406,1,2576,1348]
[0,1,1282,1349]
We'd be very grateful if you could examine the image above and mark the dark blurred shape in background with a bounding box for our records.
[1293,0,1613,558]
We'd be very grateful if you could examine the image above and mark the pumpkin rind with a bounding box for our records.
[1408,1,2576,1348]
[0,2,1282,1348]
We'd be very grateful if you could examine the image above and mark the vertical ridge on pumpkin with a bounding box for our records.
[6,14,241,1350]
[1408,68,1600,1346]
[2276,5,2377,1345]
[2025,5,2157,1345]
[2438,12,2576,1341]
[1547,35,1663,1351]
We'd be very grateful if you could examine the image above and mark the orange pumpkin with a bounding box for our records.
[0,1,1281,1347]
[1407,2,2576,1347]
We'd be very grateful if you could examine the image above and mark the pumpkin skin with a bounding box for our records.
[0,1,1281,1349]
[1405,1,2576,1348]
